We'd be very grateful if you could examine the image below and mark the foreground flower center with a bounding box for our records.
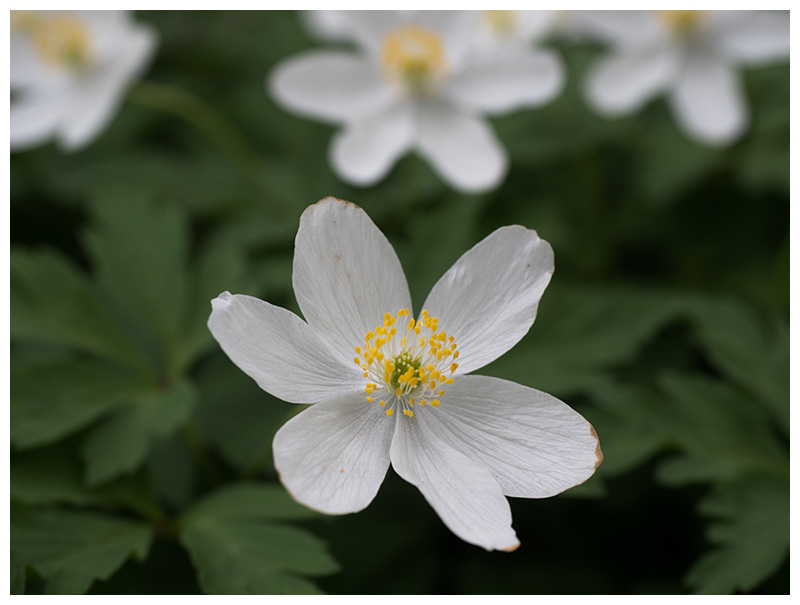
[381,25,448,95]
[31,14,92,70]
[354,309,459,418]
[659,10,705,36]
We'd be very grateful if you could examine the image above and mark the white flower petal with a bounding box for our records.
[415,101,507,193]
[574,10,666,46]
[421,225,553,375]
[269,50,394,125]
[423,375,602,498]
[343,10,406,56]
[273,391,395,515]
[292,197,412,357]
[56,25,156,151]
[669,52,747,146]
[207,292,363,404]
[330,103,415,186]
[445,48,563,116]
[585,45,678,115]
[416,10,481,71]
[390,409,519,551]
[302,9,354,42]
[10,92,66,151]
[56,77,124,151]
[10,35,57,89]
[710,10,790,66]
[514,10,559,42]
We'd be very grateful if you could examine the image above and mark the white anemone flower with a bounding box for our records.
[208,197,602,551]
[269,11,564,193]
[581,10,790,146]
[10,10,157,152]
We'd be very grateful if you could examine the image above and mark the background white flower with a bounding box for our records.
[580,10,790,146]
[208,196,601,551]
[269,10,564,193]
[10,10,157,152]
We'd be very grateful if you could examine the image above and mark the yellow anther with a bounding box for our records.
[451,362,459,373]
[403,409,414,418]
[386,409,393,416]
[431,400,440,407]
[446,378,454,385]
[366,397,373,402]
[380,400,386,406]
[409,398,415,405]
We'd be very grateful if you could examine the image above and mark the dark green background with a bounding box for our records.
[10,11,789,594]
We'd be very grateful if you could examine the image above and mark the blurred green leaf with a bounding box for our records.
[11,506,153,594]
[81,381,196,486]
[10,553,26,595]
[656,373,786,486]
[686,476,788,594]
[194,351,290,474]
[587,381,673,478]
[11,357,146,449]
[11,445,98,507]
[146,433,197,510]
[10,249,150,372]
[685,298,788,434]
[83,196,189,378]
[179,240,249,370]
[179,482,339,594]
[485,285,688,395]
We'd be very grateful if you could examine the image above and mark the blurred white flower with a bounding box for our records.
[10,10,157,152]
[270,10,563,192]
[581,10,789,146]
[208,196,601,551]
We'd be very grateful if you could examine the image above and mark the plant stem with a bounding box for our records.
[128,80,263,186]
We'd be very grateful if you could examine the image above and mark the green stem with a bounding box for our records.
[128,80,262,185]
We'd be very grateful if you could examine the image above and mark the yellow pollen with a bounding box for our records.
[354,307,460,418]
[660,10,705,34]
[32,14,92,69]
[386,409,393,416]
[403,409,414,418]
[484,10,516,35]
[381,25,447,94]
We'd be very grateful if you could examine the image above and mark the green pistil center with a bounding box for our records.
[390,351,421,390]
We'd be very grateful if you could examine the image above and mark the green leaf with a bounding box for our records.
[11,506,153,594]
[179,239,249,372]
[586,381,674,478]
[11,356,146,449]
[146,434,197,510]
[82,196,189,378]
[686,476,789,594]
[656,373,786,486]
[686,298,788,434]
[81,380,196,486]
[11,248,150,372]
[194,351,290,474]
[179,482,339,594]
[10,553,26,595]
[484,285,688,395]
[11,444,99,507]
